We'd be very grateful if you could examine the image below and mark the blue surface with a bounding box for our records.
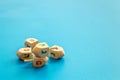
[0,0,120,80]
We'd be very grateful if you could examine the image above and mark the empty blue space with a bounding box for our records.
[0,0,120,80]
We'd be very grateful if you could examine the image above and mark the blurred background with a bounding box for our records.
[0,0,120,80]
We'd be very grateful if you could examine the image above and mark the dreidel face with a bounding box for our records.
[32,42,49,58]
[25,38,39,49]
[49,45,64,59]
[33,56,48,68]
[17,48,33,61]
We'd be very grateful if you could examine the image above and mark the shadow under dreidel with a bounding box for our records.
[48,57,65,63]
[12,58,31,67]
[22,61,49,76]
[23,61,48,70]
[16,58,26,64]
[22,58,48,70]
[33,64,48,71]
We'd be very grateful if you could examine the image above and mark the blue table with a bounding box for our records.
[0,0,120,80]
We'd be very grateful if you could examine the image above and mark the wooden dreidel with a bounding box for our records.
[49,45,65,59]
[25,38,39,49]
[33,56,48,68]
[17,48,33,62]
[32,42,49,57]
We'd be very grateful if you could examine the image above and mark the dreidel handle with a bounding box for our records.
[24,59,33,62]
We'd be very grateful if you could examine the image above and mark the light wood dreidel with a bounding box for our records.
[25,38,39,49]
[33,56,48,68]
[32,42,49,58]
[49,45,65,59]
[17,48,33,62]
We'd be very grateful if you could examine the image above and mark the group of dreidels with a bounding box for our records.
[17,38,65,68]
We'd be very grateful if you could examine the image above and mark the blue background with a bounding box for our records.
[0,0,120,80]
